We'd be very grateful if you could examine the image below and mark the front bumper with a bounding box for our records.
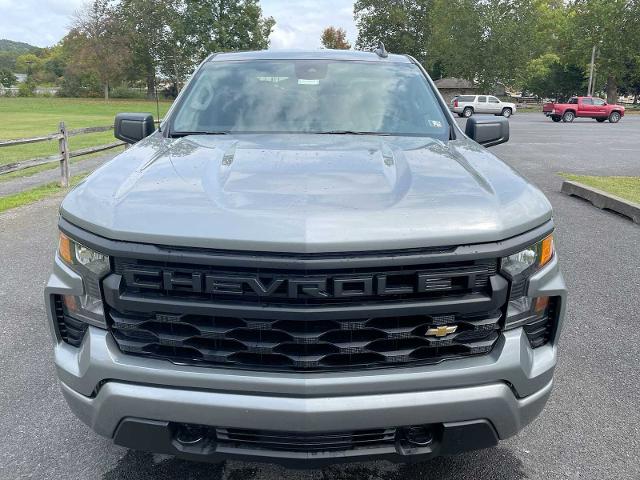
[60,377,551,466]
[45,249,566,464]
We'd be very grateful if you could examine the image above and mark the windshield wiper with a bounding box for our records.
[170,131,230,138]
[316,130,391,136]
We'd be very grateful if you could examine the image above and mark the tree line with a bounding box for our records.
[5,0,640,103]
[354,0,640,102]
[7,0,274,99]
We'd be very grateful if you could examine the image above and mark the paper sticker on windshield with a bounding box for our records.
[298,79,320,85]
[429,120,443,128]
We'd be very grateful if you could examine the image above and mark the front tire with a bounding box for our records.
[562,111,575,123]
[501,108,512,118]
[551,115,561,123]
[609,111,621,123]
[463,107,474,118]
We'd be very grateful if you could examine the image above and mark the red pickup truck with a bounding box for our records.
[543,97,625,123]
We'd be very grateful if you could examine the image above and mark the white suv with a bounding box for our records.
[451,95,516,118]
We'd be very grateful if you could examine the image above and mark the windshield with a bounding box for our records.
[170,60,449,139]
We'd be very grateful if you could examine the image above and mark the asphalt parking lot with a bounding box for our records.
[1,113,639,479]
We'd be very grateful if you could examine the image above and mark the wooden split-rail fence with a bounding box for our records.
[0,122,126,187]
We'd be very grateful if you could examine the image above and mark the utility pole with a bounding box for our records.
[587,45,596,96]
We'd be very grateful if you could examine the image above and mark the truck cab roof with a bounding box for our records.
[209,49,413,64]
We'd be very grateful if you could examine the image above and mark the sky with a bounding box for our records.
[0,0,358,49]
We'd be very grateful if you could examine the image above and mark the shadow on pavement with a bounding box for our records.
[391,448,527,480]
[103,450,226,480]
[103,447,526,480]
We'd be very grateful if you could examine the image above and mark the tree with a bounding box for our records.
[354,0,434,65]
[0,68,17,88]
[117,0,183,99]
[15,53,42,77]
[70,0,131,99]
[429,0,544,90]
[183,0,275,60]
[620,56,640,103]
[321,27,351,49]
[58,30,100,97]
[428,0,482,80]
[156,10,193,96]
[18,78,36,96]
[523,53,585,99]
[353,0,640,101]
[567,0,640,103]
[523,53,562,98]
[41,45,67,82]
[355,0,545,89]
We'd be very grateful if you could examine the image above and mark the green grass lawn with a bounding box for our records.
[0,97,172,170]
[562,174,640,204]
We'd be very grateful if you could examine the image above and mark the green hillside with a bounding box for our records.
[0,39,38,54]
[0,39,39,71]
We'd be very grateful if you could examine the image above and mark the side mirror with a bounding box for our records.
[465,116,509,147]
[114,113,155,144]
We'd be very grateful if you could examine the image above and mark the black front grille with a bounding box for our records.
[109,309,501,371]
[216,427,397,452]
[53,296,87,347]
[106,252,506,371]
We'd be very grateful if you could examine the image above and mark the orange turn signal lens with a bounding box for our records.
[59,232,73,265]
[539,235,554,268]
[534,296,550,314]
[62,294,78,312]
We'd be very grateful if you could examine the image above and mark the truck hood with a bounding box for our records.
[60,133,552,253]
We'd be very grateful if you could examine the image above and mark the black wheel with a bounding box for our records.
[551,116,561,123]
[501,108,512,118]
[562,111,575,123]
[596,118,606,123]
[463,107,474,118]
[609,111,621,123]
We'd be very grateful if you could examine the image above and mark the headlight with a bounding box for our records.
[501,234,554,280]
[58,232,110,327]
[502,234,557,346]
[59,232,110,277]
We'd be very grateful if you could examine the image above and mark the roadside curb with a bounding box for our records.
[561,180,640,224]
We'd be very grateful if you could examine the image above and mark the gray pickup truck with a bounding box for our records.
[45,49,566,467]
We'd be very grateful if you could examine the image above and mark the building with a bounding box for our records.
[434,77,478,103]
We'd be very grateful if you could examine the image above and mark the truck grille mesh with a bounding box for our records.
[106,254,504,371]
[215,427,397,452]
[109,309,501,370]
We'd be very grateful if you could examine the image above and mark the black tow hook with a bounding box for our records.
[174,424,208,445]
[403,426,434,447]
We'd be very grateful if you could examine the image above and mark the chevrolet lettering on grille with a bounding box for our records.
[122,268,485,299]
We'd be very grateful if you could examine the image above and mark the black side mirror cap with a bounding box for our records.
[465,116,509,147]
[114,113,155,144]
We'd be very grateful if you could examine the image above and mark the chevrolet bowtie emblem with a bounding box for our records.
[426,326,458,337]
